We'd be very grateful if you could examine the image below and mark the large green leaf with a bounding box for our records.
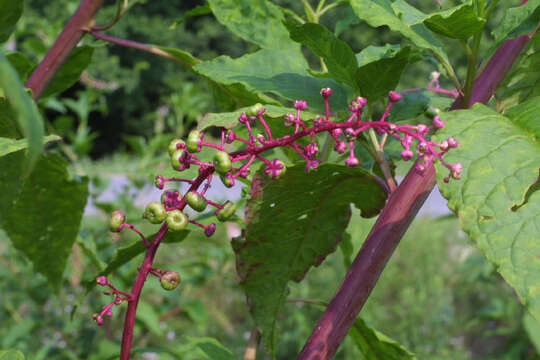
[286,22,358,90]
[349,0,449,64]
[207,0,297,51]
[6,52,34,83]
[233,164,387,353]
[492,0,540,45]
[184,336,235,360]
[434,103,540,321]
[505,96,540,141]
[0,152,88,289]
[423,2,485,41]
[0,134,61,157]
[194,49,350,112]
[0,51,44,175]
[349,318,416,359]
[0,0,23,43]
[41,46,94,98]
[356,46,411,101]
[0,350,25,360]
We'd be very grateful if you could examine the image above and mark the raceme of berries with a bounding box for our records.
[95,87,461,326]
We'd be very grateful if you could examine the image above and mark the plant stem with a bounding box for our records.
[297,27,536,360]
[26,0,105,99]
[462,0,485,108]
[242,327,261,360]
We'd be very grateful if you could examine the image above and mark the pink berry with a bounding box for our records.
[401,150,414,161]
[96,276,107,286]
[388,91,402,102]
[433,116,445,129]
[447,138,459,148]
[345,157,359,167]
[334,141,347,154]
[320,88,332,98]
[294,100,307,110]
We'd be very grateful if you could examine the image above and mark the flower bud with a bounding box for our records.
[388,91,402,102]
[400,150,414,161]
[345,157,359,167]
[433,116,445,129]
[160,271,181,291]
[320,88,332,98]
[109,211,126,232]
[204,223,216,237]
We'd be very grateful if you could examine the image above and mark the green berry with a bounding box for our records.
[166,209,189,231]
[246,103,264,117]
[424,106,440,119]
[168,138,185,156]
[170,149,185,170]
[154,175,164,189]
[186,130,201,153]
[185,191,207,212]
[216,201,237,222]
[220,174,234,188]
[160,271,181,291]
[145,201,167,224]
[213,151,232,174]
[109,210,126,232]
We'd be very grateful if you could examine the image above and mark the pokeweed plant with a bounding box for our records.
[0,0,538,359]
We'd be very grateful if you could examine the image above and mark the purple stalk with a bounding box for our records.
[297,30,536,360]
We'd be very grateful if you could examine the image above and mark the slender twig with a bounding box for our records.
[297,24,537,360]
[26,0,105,99]
[92,0,129,31]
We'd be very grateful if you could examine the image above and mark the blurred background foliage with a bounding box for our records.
[1,0,539,358]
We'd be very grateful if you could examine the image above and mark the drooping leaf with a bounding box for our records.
[349,318,416,359]
[156,46,201,67]
[0,51,44,175]
[41,46,94,98]
[197,105,319,131]
[356,44,404,67]
[6,52,34,82]
[423,2,485,41]
[349,0,449,65]
[184,336,235,360]
[356,46,411,101]
[170,4,212,29]
[233,164,387,353]
[0,0,23,43]
[0,134,61,157]
[0,152,89,289]
[492,1,540,45]
[285,22,358,89]
[207,0,297,51]
[0,350,25,360]
[435,103,540,322]
[194,49,350,112]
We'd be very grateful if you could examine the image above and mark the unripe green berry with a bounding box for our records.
[246,103,264,117]
[145,201,167,224]
[109,210,126,232]
[160,271,181,291]
[168,138,185,156]
[166,209,189,231]
[170,149,185,170]
[216,201,237,222]
[186,130,201,153]
[185,191,207,212]
[213,151,232,174]
[424,106,440,119]
[220,175,235,188]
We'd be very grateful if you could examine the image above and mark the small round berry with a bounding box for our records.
[345,157,360,167]
[293,100,307,110]
[107,311,113,317]
[433,116,445,129]
[170,149,185,170]
[186,130,201,153]
[160,271,181,291]
[238,113,249,124]
[345,128,356,141]
[220,174,235,188]
[185,191,207,212]
[334,141,347,154]
[154,175,164,189]
[439,140,449,151]
[332,128,343,138]
[204,223,216,237]
[401,149,414,161]
[216,201,237,222]
[213,151,232,174]
[145,202,167,224]
[320,88,333,98]
[424,106,440,119]
[388,91,402,102]
[109,210,126,232]
[168,138,185,156]
[451,162,463,179]
[417,142,427,154]
[96,276,107,286]
[166,210,189,231]
[447,138,459,148]
[246,103,265,117]
[284,113,295,126]
[414,164,426,174]
[416,124,428,135]
[226,130,236,144]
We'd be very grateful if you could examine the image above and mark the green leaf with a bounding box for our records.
[207,81,280,112]
[184,336,235,360]
[285,22,358,89]
[0,134,61,157]
[524,312,540,353]
[0,98,22,139]
[349,318,416,359]
[356,46,411,101]
[356,44,404,67]
[6,52,34,83]
[423,2,485,41]
[207,0,297,51]
[194,49,350,112]
[0,350,25,360]
[233,164,387,353]
[170,4,212,29]
[197,105,319,131]
[434,103,540,322]
[349,0,449,65]
[41,46,94,98]
[155,46,201,67]
[0,52,44,176]
[505,96,540,141]
[85,229,189,292]
[492,1,540,45]
[0,152,89,289]
[0,0,23,43]
[335,5,362,36]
